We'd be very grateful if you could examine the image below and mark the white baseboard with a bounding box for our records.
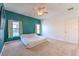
[46,37,78,45]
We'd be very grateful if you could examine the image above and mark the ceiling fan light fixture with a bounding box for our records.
[34,6,48,16]
[37,10,44,16]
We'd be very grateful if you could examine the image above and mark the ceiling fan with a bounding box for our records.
[34,6,48,16]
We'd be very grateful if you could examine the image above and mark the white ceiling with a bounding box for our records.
[4,3,79,20]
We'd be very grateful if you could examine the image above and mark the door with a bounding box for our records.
[0,5,6,53]
[65,19,78,44]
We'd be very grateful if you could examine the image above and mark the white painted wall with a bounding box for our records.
[42,17,78,44]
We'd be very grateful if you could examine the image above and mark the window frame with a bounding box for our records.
[35,24,41,34]
[12,21,20,37]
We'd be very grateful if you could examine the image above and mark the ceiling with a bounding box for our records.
[4,3,79,20]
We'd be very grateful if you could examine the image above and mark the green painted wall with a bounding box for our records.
[0,3,3,8]
[5,10,41,42]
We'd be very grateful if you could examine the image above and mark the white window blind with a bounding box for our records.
[36,24,40,34]
[13,21,20,37]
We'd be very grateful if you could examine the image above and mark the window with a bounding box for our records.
[36,24,40,34]
[13,21,20,37]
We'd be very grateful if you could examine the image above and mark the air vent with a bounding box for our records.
[67,7,74,11]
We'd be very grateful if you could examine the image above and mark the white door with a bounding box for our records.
[65,19,78,44]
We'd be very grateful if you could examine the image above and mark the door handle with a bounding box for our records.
[0,39,3,41]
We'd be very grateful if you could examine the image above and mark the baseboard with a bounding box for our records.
[5,39,20,44]
[46,37,79,45]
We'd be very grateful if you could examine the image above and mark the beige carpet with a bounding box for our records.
[1,39,79,56]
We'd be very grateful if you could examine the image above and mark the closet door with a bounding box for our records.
[65,19,78,44]
[0,5,6,53]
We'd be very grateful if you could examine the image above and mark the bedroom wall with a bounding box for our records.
[42,17,78,44]
[4,10,41,42]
